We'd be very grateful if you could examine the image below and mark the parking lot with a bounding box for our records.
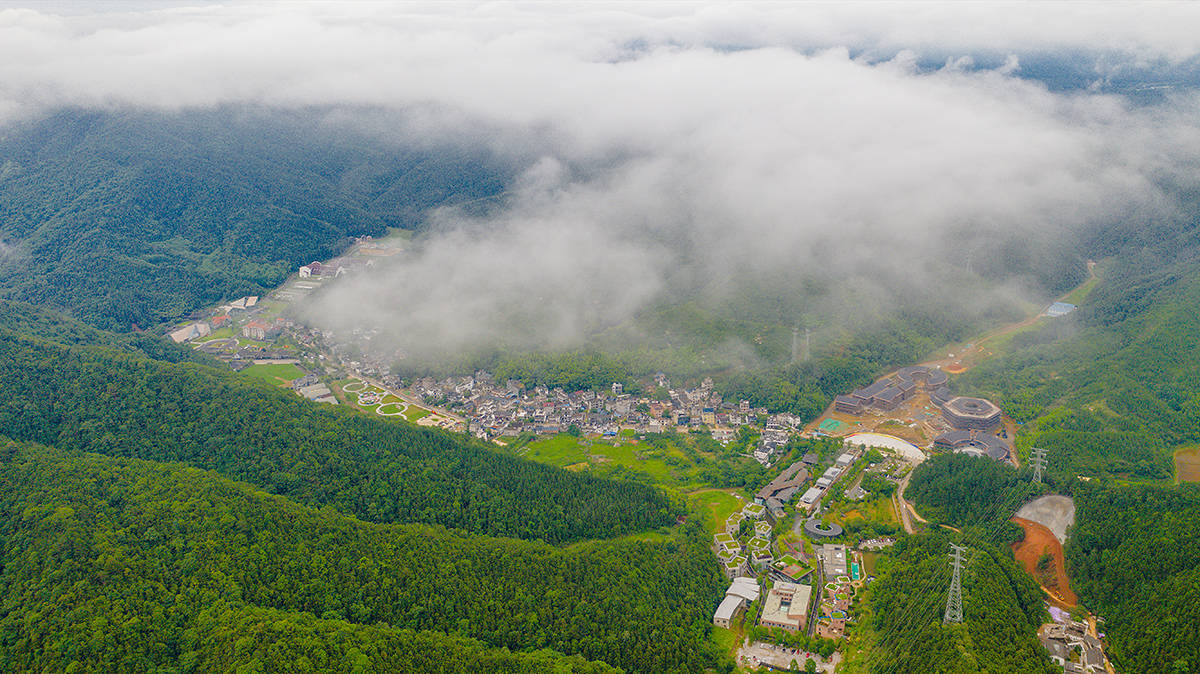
[737,641,840,672]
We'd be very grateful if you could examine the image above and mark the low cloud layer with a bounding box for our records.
[2,2,1199,360]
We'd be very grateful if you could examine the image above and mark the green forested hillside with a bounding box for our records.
[1066,482,1200,673]
[965,249,1200,478]
[0,108,510,329]
[907,454,1200,672]
[0,298,213,364]
[0,331,673,543]
[852,534,1053,674]
[907,454,1044,528]
[0,439,722,673]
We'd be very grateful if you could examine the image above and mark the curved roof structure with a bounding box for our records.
[895,365,950,389]
[942,396,1002,430]
[804,519,844,538]
[933,430,1010,460]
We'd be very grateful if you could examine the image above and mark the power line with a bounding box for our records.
[1030,447,1048,484]
[943,544,967,624]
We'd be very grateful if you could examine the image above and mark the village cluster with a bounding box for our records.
[409,373,801,461]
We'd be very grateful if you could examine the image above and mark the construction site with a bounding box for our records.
[810,365,1016,464]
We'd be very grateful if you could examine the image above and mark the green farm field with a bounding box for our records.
[518,433,699,487]
[238,362,305,386]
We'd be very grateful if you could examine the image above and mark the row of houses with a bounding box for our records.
[798,450,861,512]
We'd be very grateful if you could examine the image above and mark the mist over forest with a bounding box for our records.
[2,2,1199,368]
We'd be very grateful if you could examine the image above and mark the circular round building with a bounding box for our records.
[942,396,1003,431]
[896,365,949,391]
[804,519,844,539]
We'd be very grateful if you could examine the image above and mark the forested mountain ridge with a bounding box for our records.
[0,329,675,543]
[0,297,214,364]
[1066,481,1200,673]
[0,108,511,329]
[964,239,1200,478]
[0,438,723,673]
[850,533,1054,674]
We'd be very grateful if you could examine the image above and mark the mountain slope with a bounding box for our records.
[0,438,722,673]
[0,108,511,329]
[0,329,675,543]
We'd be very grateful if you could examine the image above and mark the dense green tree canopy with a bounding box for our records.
[0,439,723,673]
[0,330,675,543]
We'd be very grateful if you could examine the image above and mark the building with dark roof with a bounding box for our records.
[856,380,893,401]
[834,394,866,414]
[896,365,949,390]
[933,430,1011,461]
[755,461,809,506]
[930,386,954,407]
[942,396,1003,431]
[873,386,906,411]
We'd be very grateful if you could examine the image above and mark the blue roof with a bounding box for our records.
[1046,302,1077,317]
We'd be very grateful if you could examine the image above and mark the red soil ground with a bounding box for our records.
[1011,517,1077,607]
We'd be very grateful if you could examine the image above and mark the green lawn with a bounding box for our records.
[238,362,306,386]
[403,406,433,422]
[710,626,741,663]
[377,402,405,415]
[519,433,698,486]
[688,489,745,534]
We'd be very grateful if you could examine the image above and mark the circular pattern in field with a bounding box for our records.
[377,402,406,415]
[342,381,365,393]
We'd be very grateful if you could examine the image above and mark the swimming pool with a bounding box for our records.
[851,562,861,580]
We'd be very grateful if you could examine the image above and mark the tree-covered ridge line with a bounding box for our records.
[963,245,1200,478]
[0,298,214,364]
[856,533,1053,674]
[0,108,511,329]
[0,330,675,543]
[1066,481,1200,674]
[0,438,725,673]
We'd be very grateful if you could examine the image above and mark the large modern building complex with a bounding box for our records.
[834,365,949,415]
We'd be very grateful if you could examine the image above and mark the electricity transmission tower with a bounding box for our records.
[943,544,967,625]
[1030,447,1048,484]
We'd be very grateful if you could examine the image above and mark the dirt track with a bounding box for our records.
[1011,517,1077,607]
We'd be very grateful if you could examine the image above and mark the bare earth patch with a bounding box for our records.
[1011,517,1077,608]
[1014,494,1075,544]
[1175,446,1200,483]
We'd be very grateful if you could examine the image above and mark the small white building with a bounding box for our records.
[713,577,761,628]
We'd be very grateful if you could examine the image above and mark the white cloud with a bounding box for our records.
[1,1,1197,358]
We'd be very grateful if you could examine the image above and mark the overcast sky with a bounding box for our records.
[3,2,1198,358]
